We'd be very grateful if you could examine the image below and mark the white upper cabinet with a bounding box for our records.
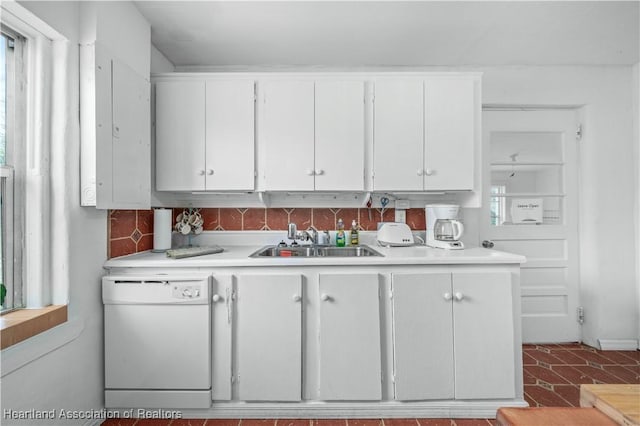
[155,79,255,191]
[97,58,151,209]
[205,80,255,191]
[155,80,206,191]
[153,73,479,197]
[373,79,424,191]
[314,81,365,191]
[262,81,316,191]
[261,80,365,191]
[424,77,475,190]
[373,76,478,192]
[81,44,151,209]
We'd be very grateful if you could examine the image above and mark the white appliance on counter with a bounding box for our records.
[425,204,465,250]
[376,222,415,247]
[103,275,212,408]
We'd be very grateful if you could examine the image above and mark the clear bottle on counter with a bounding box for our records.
[350,219,359,246]
[336,218,346,247]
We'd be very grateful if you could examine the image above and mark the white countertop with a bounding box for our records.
[104,242,526,269]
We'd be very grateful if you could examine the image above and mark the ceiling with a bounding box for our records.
[134,1,640,70]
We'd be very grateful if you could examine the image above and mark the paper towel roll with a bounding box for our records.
[153,209,172,252]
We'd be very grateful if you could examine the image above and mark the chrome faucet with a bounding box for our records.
[288,223,318,244]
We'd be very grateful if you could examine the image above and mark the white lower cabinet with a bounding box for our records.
[211,275,233,401]
[391,271,515,401]
[201,266,521,414]
[235,274,303,401]
[318,273,382,401]
[391,273,455,400]
[452,272,516,399]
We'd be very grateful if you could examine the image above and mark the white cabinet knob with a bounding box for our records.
[306,169,315,176]
[321,293,331,302]
[293,294,302,302]
[443,292,453,301]
[315,169,324,176]
[417,169,424,176]
[207,169,214,175]
[424,169,434,176]
[198,170,206,176]
[212,294,221,302]
[454,292,464,301]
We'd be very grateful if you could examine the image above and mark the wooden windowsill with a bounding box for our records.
[0,305,68,350]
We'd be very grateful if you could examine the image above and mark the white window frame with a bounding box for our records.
[1,6,56,310]
[0,1,83,374]
[1,166,16,310]
[1,24,26,312]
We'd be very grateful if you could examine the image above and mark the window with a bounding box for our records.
[1,26,24,312]
[0,3,71,353]
[490,184,506,226]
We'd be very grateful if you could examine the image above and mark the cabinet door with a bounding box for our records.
[452,272,515,399]
[424,77,476,190]
[315,81,365,191]
[262,81,315,190]
[155,80,206,191]
[391,273,454,400]
[373,80,424,191]
[211,275,233,401]
[318,273,381,400]
[205,80,255,191]
[236,274,302,401]
[96,59,151,209]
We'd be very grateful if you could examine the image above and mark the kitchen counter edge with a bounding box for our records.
[103,245,526,269]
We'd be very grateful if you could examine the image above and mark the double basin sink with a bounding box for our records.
[250,245,383,258]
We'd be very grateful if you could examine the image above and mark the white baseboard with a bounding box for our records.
[141,399,530,419]
[598,339,639,351]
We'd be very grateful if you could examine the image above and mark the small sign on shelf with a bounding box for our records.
[510,198,543,224]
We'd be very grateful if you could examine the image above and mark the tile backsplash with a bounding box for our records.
[108,207,427,258]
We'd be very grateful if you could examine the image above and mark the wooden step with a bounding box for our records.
[496,407,619,426]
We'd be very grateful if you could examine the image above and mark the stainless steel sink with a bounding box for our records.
[249,245,383,258]
[250,246,317,257]
[316,246,382,257]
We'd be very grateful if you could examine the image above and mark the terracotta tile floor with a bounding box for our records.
[101,344,639,426]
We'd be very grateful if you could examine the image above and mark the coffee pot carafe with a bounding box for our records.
[434,219,464,241]
[425,204,465,250]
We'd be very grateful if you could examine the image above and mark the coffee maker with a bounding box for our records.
[425,204,465,250]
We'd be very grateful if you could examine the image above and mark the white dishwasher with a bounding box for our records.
[103,275,212,409]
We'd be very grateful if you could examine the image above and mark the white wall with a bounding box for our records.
[151,44,175,73]
[478,66,638,348]
[79,1,150,78]
[1,2,149,424]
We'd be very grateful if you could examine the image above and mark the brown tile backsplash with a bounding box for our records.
[107,207,426,258]
[108,210,156,258]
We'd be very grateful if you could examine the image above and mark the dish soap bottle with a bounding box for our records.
[350,219,359,246]
[336,218,346,247]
